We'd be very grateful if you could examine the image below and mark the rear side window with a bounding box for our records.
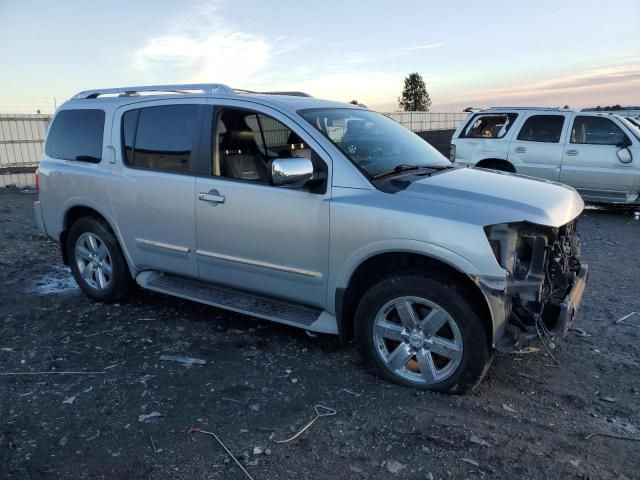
[122,105,198,172]
[570,116,630,145]
[45,109,105,162]
[517,115,565,143]
[461,113,518,139]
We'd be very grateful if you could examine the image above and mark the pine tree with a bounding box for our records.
[398,73,431,111]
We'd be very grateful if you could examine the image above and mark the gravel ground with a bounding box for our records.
[1,187,639,479]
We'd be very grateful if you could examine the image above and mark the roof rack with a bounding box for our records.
[487,106,563,111]
[235,89,312,97]
[71,83,236,100]
[71,83,312,100]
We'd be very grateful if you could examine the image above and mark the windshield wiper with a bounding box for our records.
[372,164,453,180]
[372,164,421,179]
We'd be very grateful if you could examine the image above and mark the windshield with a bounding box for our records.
[620,116,640,141]
[299,108,451,178]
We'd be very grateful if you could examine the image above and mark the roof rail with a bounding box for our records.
[71,83,235,100]
[487,106,563,111]
[235,89,313,98]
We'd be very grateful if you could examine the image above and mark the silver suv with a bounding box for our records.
[34,84,588,393]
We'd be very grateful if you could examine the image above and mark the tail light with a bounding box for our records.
[449,144,456,162]
[35,168,40,191]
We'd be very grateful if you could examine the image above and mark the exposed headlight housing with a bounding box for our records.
[449,144,456,162]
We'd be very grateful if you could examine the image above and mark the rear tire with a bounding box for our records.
[355,273,491,394]
[67,217,131,302]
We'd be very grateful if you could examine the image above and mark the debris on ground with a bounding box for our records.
[274,405,336,444]
[62,396,76,405]
[159,355,206,366]
[338,388,362,397]
[469,435,490,447]
[502,404,518,413]
[615,312,639,328]
[584,432,640,442]
[138,412,164,423]
[462,458,480,467]
[599,396,617,403]
[385,460,406,474]
[189,427,256,480]
[569,327,590,337]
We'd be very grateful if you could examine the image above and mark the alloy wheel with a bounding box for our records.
[373,296,463,385]
[74,232,113,291]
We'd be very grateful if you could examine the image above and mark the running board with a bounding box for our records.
[135,271,338,334]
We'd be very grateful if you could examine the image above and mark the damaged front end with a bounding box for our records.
[484,220,588,353]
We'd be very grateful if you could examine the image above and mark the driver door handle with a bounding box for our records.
[515,146,526,153]
[565,149,578,156]
[198,190,225,204]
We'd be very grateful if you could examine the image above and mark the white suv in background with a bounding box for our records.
[451,108,640,204]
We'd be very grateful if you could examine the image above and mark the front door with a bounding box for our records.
[508,112,570,180]
[195,101,331,308]
[560,115,639,202]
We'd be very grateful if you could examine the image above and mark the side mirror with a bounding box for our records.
[268,157,314,187]
[616,147,633,164]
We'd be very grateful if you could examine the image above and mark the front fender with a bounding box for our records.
[328,238,484,312]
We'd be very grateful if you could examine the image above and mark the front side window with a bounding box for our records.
[45,109,105,162]
[517,115,565,143]
[299,108,450,178]
[570,116,630,145]
[461,113,518,139]
[122,104,198,172]
[214,108,319,182]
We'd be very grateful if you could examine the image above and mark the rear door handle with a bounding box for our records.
[515,146,526,153]
[565,149,578,156]
[198,190,225,204]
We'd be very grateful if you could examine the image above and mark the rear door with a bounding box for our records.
[559,115,638,201]
[507,112,570,180]
[110,99,205,277]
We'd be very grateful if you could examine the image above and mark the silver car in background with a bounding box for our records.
[34,84,588,393]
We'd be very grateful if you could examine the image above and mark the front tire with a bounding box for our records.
[355,274,491,394]
[67,217,131,302]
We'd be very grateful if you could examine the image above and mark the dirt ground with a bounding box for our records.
[1,187,639,480]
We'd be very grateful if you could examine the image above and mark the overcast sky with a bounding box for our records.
[1,0,638,113]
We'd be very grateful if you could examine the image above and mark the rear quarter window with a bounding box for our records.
[460,113,518,139]
[45,109,105,162]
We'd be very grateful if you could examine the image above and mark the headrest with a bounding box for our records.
[286,131,306,149]
[347,119,366,132]
[225,129,258,152]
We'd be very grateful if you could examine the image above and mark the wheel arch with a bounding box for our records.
[475,158,516,172]
[59,202,136,275]
[335,250,493,346]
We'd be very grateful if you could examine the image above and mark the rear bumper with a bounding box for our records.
[33,201,46,235]
[550,263,588,338]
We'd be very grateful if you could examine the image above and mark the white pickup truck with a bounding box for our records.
[451,107,640,204]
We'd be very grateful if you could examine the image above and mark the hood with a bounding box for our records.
[397,167,584,228]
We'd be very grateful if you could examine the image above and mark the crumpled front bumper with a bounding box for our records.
[550,263,588,338]
[483,263,589,352]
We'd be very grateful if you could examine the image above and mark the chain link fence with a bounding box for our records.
[384,112,469,131]
[0,114,51,187]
